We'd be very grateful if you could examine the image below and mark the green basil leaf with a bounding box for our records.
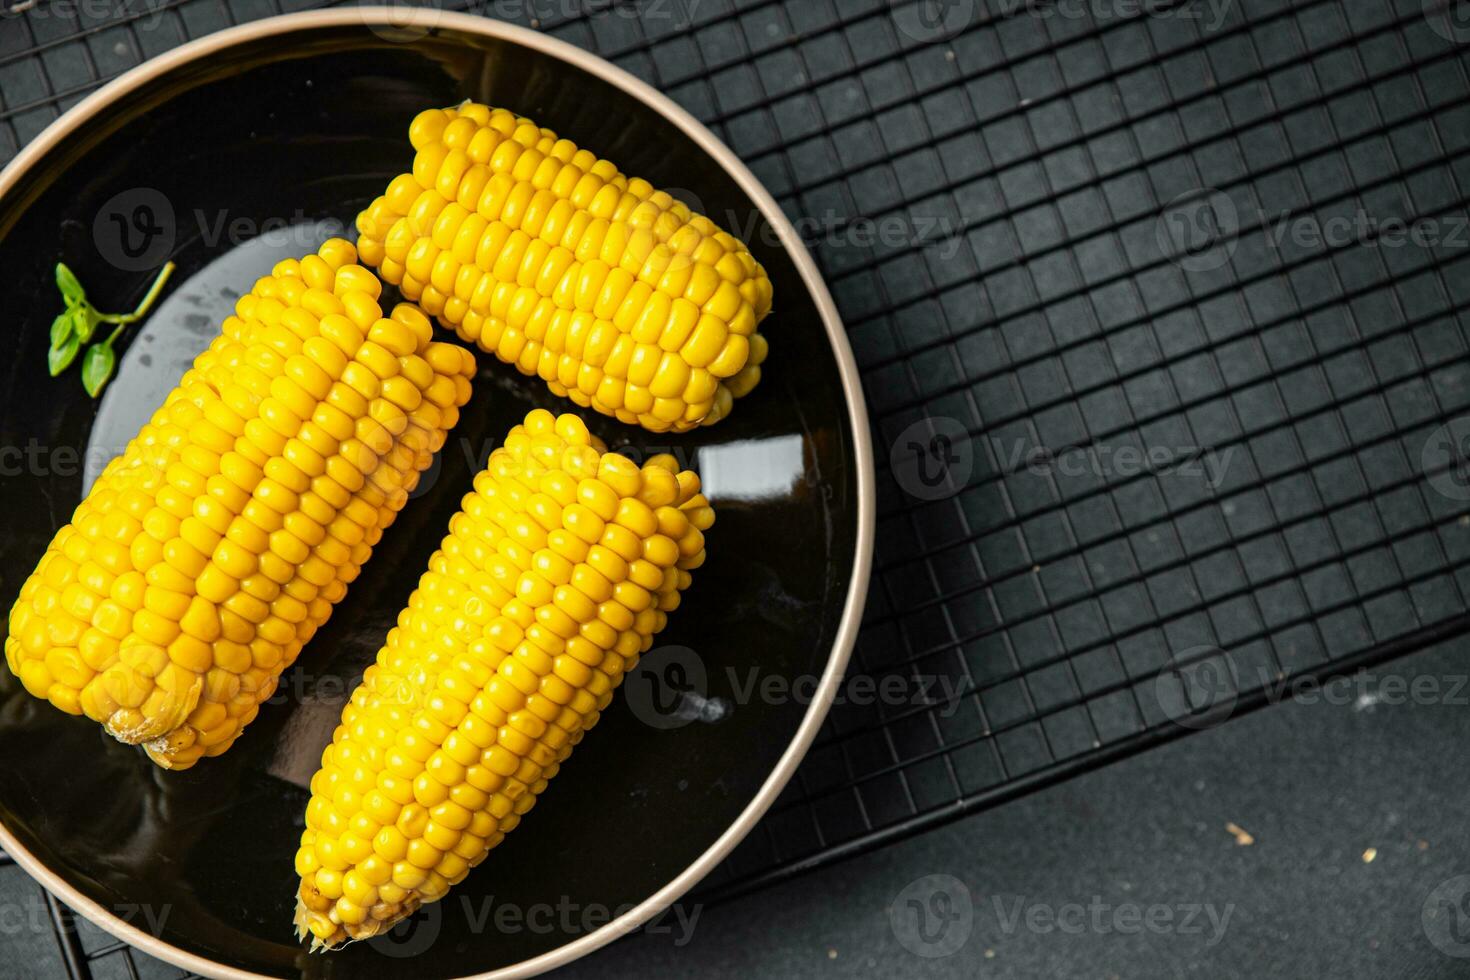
[50,310,75,348]
[75,306,100,343]
[81,342,116,398]
[49,333,80,376]
[55,263,85,305]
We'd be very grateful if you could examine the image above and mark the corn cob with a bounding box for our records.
[4,240,477,769]
[293,408,714,947]
[355,102,772,433]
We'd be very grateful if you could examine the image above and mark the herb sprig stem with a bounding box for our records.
[48,260,176,397]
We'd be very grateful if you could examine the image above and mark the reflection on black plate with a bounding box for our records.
[0,20,861,980]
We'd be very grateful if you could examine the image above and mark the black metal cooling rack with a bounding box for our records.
[3,0,1470,975]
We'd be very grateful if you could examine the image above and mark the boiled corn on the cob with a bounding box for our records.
[4,240,477,769]
[356,102,772,433]
[294,408,713,947]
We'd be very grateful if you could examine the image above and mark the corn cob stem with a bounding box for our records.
[356,102,771,433]
[5,240,478,769]
[294,408,714,947]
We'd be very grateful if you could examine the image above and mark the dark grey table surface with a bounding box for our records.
[560,639,1470,979]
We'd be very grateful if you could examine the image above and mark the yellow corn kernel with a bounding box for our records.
[293,410,711,948]
[355,101,771,432]
[4,241,478,770]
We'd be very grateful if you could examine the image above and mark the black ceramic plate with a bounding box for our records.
[0,11,872,979]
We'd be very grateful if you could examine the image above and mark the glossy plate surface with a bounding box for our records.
[0,12,870,980]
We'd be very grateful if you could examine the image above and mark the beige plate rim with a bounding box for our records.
[0,8,876,979]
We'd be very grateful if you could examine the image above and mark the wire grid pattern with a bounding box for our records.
[0,847,199,979]
[1,0,1469,971]
[692,0,1470,889]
